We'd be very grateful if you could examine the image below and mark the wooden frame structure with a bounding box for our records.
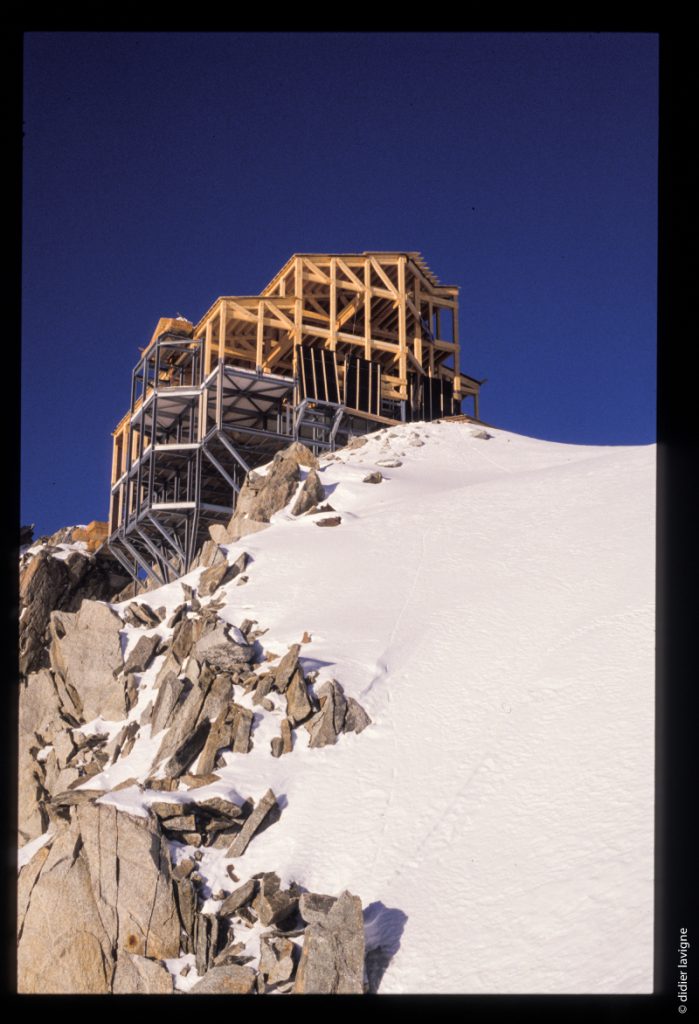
[108,252,483,585]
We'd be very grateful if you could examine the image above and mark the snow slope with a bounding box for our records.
[91,420,656,993]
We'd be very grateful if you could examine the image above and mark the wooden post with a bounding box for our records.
[364,257,372,361]
[329,257,337,351]
[218,304,227,366]
[398,255,407,400]
[414,276,423,368]
[205,321,213,378]
[256,301,265,371]
[452,302,461,404]
[294,257,303,396]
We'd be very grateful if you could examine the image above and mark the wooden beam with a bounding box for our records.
[397,256,407,400]
[256,300,264,370]
[364,259,372,360]
[218,304,227,366]
[302,257,331,284]
[414,278,423,368]
[336,256,364,289]
[369,256,399,296]
[329,258,337,351]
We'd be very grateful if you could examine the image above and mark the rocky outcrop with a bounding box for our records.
[219,442,319,541]
[294,891,365,994]
[49,601,126,721]
[291,468,326,516]
[19,541,129,675]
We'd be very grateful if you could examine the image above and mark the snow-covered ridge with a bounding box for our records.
[21,421,655,993]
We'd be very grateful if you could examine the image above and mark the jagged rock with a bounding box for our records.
[50,788,104,810]
[161,814,198,831]
[191,621,255,672]
[154,671,212,769]
[171,616,199,663]
[259,933,296,985]
[196,705,235,775]
[178,772,221,790]
[49,601,126,721]
[274,644,301,693]
[20,668,62,743]
[252,672,275,704]
[291,468,326,516]
[363,471,383,484]
[113,952,174,994]
[299,892,337,925]
[122,633,161,675]
[213,940,247,967]
[18,750,47,844]
[112,777,141,792]
[108,719,139,763]
[319,679,348,735]
[198,671,234,724]
[194,913,220,975]
[76,802,181,961]
[167,603,187,628]
[17,820,114,993]
[125,673,139,712]
[232,705,254,754]
[171,857,196,881]
[123,601,161,628]
[172,875,197,952]
[189,964,257,994]
[343,697,372,734]
[306,705,338,749]
[285,667,313,726]
[197,559,230,597]
[222,441,319,542]
[253,872,299,927]
[281,718,293,754]
[150,672,186,735]
[198,796,244,819]
[227,789,279,857]
[19,544,129,676]
[293,890,365,994]
[315,516,342,527]
[345,435,368,450]
[220,878,258,915]
[194,538,227,571]
[161,718,212,779]
[151,799,189,819]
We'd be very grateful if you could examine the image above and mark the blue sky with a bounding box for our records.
[21,31,658,536]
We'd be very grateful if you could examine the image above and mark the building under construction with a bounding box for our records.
[108,252,483,585]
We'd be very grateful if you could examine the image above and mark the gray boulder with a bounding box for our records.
[291,468,326,516]
[122,633,161,675]
[227,789,280,857]
[343,697,372,734]
[259,933,296,985]
[191,621,255,672]
[189,964,256,994]
[113,952,174,994]
[49,601,126,721]
[293,890,365,994]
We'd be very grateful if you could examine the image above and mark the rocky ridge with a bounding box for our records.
[18,442,378,994]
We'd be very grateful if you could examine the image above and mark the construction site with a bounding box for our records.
[108,252,484,585]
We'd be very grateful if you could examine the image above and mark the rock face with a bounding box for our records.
[291,468,326,516]
[16,508,382,994]
[294,890,366,994]
[49,601,126,721]
[221,441,319,541]
[19,543,129,675]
